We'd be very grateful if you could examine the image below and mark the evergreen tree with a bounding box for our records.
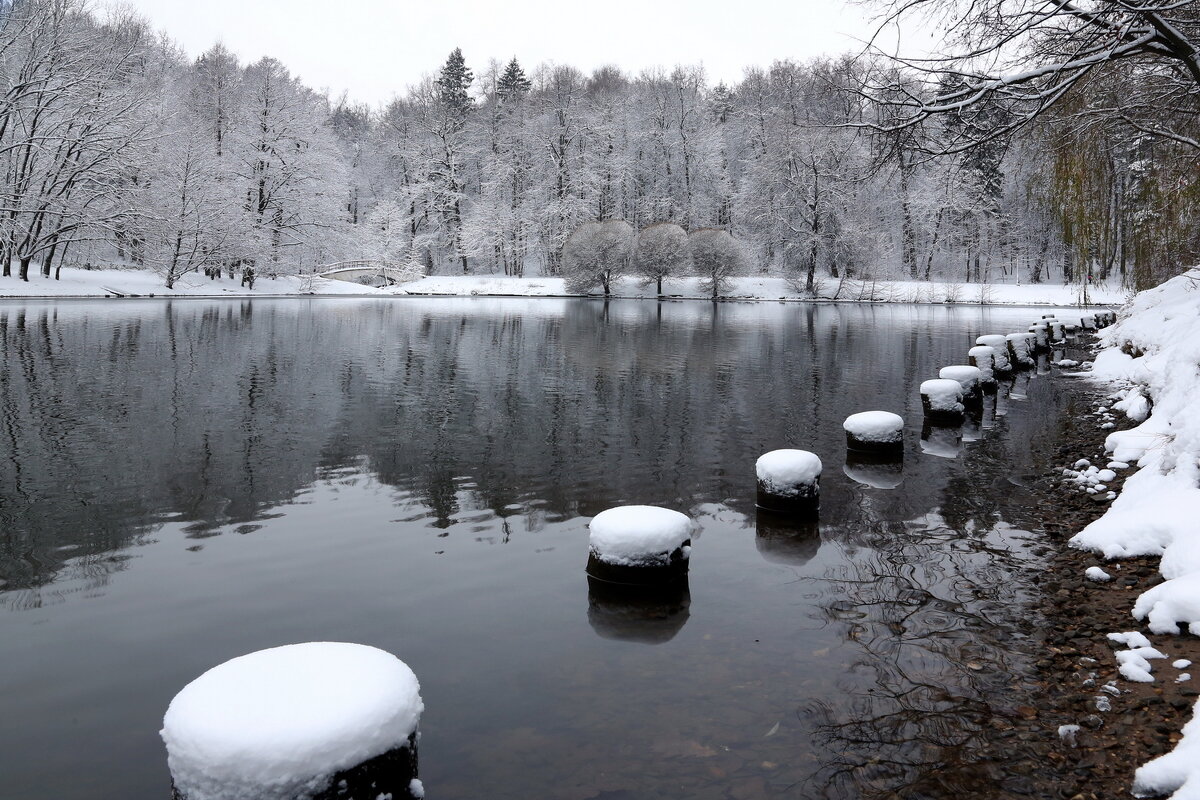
[709,82,734,123]
[496,56,535,102]
[435,48,474,120]
[497,57,531,103]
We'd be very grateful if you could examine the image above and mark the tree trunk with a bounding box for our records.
[898,159,917,278]
[42,239,59,277]
[924,209,945,281]
[19,255,31,281]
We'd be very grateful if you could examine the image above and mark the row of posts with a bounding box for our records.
[161,307,1118,800]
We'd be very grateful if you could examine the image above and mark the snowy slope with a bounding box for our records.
[1062,268,1200,798]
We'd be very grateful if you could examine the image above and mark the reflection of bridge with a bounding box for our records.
[317,261,424,287]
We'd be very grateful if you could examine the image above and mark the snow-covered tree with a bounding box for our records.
[497,57,532,103]
[689,228,747,299]
[561,220,634,295]
[634,222,688,295]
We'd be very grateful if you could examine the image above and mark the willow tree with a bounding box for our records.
[863,0,1200,288]
[562,220,634,295]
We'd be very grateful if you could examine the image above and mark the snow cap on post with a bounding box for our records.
[967,345,998,387]
[939,365,983,408]
[587,505,692,585]
[975,335,1013,373]
[756,449,822,517]
[1005,332,1037,368]
[843,411,904,456]
[1028,322,1051,351]
[920,378,965,424]
[161,642,423,800]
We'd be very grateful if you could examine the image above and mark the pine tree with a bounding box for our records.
[435,48,474,120]
[709,82,734,123]
[497,57,531,103]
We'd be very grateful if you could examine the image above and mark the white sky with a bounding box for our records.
[121,0,880,106]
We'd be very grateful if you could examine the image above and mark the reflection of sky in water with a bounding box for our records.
[0,298,1088,799]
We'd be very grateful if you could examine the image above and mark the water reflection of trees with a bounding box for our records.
[0,299,1049,595]
[798,385,1057,799]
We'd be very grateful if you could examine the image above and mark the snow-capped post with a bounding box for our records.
[1047,319,1066,341]
[842,411,904,457]
[1080,314,1097,331]
[161,643,424,800]
[1006,333,1037,369]
[755,449,822,517]
[975,335,1013,375]
[586,505,692,586]
[1028,322,1051,352]
[967,346,999,391]
[938,365,984,409]
[919,378,965,424]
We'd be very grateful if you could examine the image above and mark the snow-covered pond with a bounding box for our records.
[0,297,1082,798]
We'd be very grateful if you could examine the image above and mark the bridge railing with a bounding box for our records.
[315,261,425,285]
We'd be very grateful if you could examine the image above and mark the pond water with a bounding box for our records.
[0,298,1077,799]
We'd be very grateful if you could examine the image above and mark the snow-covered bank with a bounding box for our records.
[0,267,386,298]
[1061,268,1200,797]
[393,274,1129,306]
[1,268,1130,305]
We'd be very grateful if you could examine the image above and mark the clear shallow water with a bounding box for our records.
[0,298,1072,799]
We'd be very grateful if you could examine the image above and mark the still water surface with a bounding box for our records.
[0,298,1073,799]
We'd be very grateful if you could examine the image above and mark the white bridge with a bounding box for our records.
[316,261,424,288]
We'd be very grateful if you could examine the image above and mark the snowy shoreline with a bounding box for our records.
[1061,268,1200,797]
[0,267,1127,306]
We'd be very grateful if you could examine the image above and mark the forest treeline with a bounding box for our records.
[1,0,1196,291]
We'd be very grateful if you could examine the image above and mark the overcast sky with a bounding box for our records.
[122,0,879,106]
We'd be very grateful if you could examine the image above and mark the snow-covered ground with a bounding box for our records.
[1062,268,1200,797]
[0,267,1129,306]
[393,274,1129,306]
[0,267,386,297]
